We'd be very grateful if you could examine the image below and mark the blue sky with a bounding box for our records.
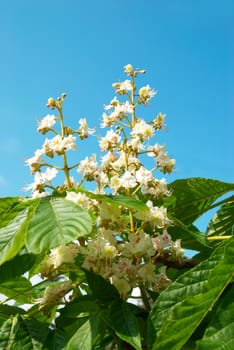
[0,0,233,206]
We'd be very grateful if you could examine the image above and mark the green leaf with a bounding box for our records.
[80,190,148,210]
[84,269,120,302]
[26,197,92,254]
[0,209,29,266]
[0,305,24,327]
[206,200,234,237]
[55,296,99,340]
[28,252,48,279]
[0,197,21,228]
[58,296,99,319]
[108,194,148,210]
[168,178,234,224]
[108,300,142,350]
[169,217,210,251]
[0,315,49,350]
[148,237,234,350]
[43,328,69,350]
[65,313,101,350]
[0,251,36,283]
[196,284,234,350]
[0,277,33,304]
[0,197,19,214]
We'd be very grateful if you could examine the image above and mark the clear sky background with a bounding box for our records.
[0,0,233,207]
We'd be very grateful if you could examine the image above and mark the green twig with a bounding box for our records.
[207,235,232,241]
[140,285,151,311]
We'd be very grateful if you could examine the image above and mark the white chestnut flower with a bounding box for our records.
[37,114,56,134]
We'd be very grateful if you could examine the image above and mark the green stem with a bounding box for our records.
[132,184,142,196]
[140,285,151,311]
[25,308,41,318]
[207,235,231,241]
[49,128,59,135]
[41,163,64,170]
[63,152,72,189]
[58,107,65,138]
[115,119,131,128]
[150,165,160,173]
[76,177,85,189]
[131,76,136,127]
[129,209,135,233]
[68,162,80,171]
[124,115,132,126]
[57,107,72,189]
[138,150,152,155]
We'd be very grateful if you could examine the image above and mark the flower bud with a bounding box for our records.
[39,257,54,278]
[47,98,57,109]
[124,64,133,75]
[153,112,166,130]
[134,68,146,77]
[51,245,76,269]
[138,85,157,104]
[64,126,73,135]
[112,277,131,299]
[112,82,121,90]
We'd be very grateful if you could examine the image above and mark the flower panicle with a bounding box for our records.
[25,64,182,304]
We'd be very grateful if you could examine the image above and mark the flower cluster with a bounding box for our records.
[25,95,94,197]
[26,64,183,305]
